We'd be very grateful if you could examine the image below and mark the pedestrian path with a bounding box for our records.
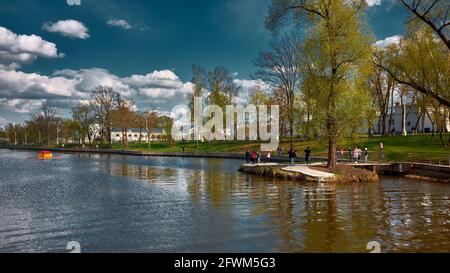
[241,163,280,167]
[282,165,335,181]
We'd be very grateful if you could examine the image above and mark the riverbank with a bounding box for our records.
[1,145,318,162]
[2,145,450,183]
[4,134,450,163]
[239,163,379,183]
[239,162,450,183]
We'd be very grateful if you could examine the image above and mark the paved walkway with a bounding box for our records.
[282,165,335,181]
[241,163,280,167]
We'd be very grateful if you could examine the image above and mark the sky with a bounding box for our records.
[0,0,409,127]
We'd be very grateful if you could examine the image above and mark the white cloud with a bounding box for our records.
[0,116,8,128]
[233,79,270,91]
[0,64,268,123]
[107,19,133,30]
[43,20,89,39]
[366,0,382,6]
[0,26,62,65]
[125,70,184,89]
[55,68,133,97]
[0,98,44,114]
[67,0,81,6]
[375,35,402,48]
[0,69,81,100]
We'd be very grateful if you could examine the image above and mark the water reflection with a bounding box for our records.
[0,150,449,252]
[106,158,450,253]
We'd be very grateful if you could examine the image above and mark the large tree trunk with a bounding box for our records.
[388,89,395,134]
[380,113,387,135]
[327,72,337,169]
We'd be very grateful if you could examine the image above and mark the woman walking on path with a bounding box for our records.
[353,147,360,163]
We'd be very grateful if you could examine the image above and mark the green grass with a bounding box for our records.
[54,134,450,163]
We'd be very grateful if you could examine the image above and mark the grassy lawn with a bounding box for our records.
[55,133,450,163]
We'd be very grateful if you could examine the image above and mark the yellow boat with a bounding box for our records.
[38,150,53,159]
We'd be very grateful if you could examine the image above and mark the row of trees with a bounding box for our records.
[5,86,173,148]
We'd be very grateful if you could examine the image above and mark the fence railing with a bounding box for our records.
[329,151,450,166]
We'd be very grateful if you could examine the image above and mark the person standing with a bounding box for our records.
[353,147,360,163]
[304,147,312,165]
[288,149,297,166]
[339,147,344,160]
[380,142,385,162]
[266,151,271,160]
[364,148,369,162]
[245,150,251,164]
[251,151,257,164]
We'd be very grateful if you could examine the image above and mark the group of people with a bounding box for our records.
[245,150,272,164]
[338,147,369,163]
[247,143,384,165]
[247,146,312,166]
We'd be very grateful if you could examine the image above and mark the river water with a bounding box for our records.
[0,149,449,253]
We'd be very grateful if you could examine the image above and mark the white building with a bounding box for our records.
[111,128,165,143]
[374,103,449,135]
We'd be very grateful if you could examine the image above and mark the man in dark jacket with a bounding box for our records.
[288,149,297,166]
[245,151,251,163]
[304,147,311,165]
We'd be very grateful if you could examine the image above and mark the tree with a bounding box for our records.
[400,0,449,50]
[72,103,95,144]
[188,65,206,114]
[144,111,159,149]
[207,67,240,108]
[6,123,18,145]
[91,86,118,147]
[133,112,146,144]
[188,65,206,148]
[112,95,134,148]
[368,50,397,135]
[266,0,372,168]
[158,116,174,144]
[253,32,303,150]
[375,28,450,108]
[29,104,57,145]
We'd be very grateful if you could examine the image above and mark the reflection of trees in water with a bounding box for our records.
[98,159,450,252]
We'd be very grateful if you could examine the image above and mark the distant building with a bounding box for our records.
[111,128,165,143]
[374,103,449,135]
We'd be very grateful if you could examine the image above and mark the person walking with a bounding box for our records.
[288,149,297,166]
[348,147,352,161]
[250,151,257,164]
[245,150,251,164]
[257,151,261,164]
[353,147,360,163]
[266,151,271,160]
[364,148,369,162]
[304,147,312,165]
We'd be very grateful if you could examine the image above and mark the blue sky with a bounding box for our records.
[0,0,409,126]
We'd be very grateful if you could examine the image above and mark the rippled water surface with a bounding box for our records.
[0,149,449,253]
